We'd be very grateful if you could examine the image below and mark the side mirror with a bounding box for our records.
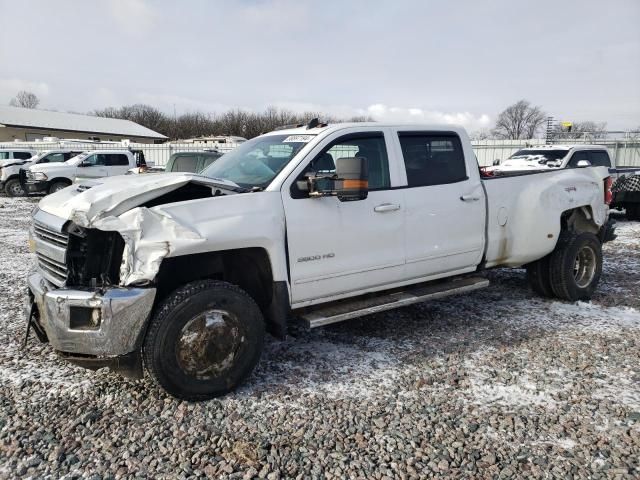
[79,161,90,167]
[335,156,368,202]
[299,156,369,201]
[492,159,501,166]
[576,160,591,168]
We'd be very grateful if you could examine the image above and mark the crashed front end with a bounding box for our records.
[27,207,156,376]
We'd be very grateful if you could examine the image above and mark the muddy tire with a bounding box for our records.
[48,180,71,194]
[526,254,554,297]
[143,280,264,401]
[4,178,25,197]
[549,233,602,301]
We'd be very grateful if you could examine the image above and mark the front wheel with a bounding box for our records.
[48,181,71,194]
[4,178,25,197]
[549,233,602,301]
[143,280,265,401]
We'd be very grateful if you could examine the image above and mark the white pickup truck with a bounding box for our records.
[22,149,145,195]
[1,149,84,196]
[25,122,612,400]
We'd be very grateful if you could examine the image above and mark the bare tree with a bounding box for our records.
[91,104,372,140]
[469,129,492,141]
[492,100,546,139]
[9,90,40,109]
[554,121,607,140]
[94,104,169,135]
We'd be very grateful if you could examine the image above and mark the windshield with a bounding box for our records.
[200,134,312,189]
[509,149,569,163]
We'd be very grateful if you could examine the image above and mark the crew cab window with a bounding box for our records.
[14,152,33,160]
[83,154,107,166]
[589,151,611,167]
[104,154,129,166]
[567,151,589,168]
[307,133,390,190]
[65,152,82,161]
[398,133,467,187]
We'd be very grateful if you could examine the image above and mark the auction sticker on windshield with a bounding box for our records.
[283,135,315,143]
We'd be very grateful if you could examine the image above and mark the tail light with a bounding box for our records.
[604,176,613,205]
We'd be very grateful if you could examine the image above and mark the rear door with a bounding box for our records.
[283,129,406,304]
[105,153,132,176]
[394,130,485,279]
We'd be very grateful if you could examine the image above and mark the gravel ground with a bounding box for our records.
[0,196,638,479]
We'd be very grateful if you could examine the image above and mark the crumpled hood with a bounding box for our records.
[38,172,237,228]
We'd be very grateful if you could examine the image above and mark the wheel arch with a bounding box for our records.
[560,205,600,236]
[154,247,290,337]
[48,177,73,186]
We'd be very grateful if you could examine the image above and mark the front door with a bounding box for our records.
[78,153,109,178]
[395,131,486,279]
[283,131,406,305]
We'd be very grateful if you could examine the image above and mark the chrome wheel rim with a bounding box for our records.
[175,309,245,379]
[8,182,24,196]
[574,246,597,288]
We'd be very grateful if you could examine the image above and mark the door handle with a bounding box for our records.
[460,194,481,202]
[374,203,401,213]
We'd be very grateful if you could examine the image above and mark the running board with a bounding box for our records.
[300,276,489,328]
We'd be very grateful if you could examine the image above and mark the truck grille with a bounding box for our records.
[33,220,69,286]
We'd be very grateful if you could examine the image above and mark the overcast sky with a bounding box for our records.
[1,0,638,131]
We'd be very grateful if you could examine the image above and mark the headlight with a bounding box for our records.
[32,172,48,181]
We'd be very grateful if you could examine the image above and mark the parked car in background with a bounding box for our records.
[0,148,37,162]
[25,122,613,400]
[2,149,84,196]
[486,145,613,173]
[485,145,640,221]
[128,150,223,175]
[611,170,640,220]
[21,149,146,195]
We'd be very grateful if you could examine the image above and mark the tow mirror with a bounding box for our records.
[576,160,591,168]
[301,156,369,201]
[335,156,368,201]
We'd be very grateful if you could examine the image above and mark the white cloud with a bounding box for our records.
[0,78,50,104]
[364,105,492,131]
[271,101,491,131]
[108,0,157,35]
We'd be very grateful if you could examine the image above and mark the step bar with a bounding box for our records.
[300,276,489,328]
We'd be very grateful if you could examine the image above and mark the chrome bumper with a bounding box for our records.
[27,272,156,356]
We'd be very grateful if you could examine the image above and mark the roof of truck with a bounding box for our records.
[265,122,467,136]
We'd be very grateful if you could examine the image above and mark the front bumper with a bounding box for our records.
[27,272,156,357]
[22,180,50,194]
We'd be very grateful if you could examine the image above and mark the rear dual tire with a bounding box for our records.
[527,232,602,301]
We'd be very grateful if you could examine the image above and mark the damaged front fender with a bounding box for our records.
[93,207,205,286]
